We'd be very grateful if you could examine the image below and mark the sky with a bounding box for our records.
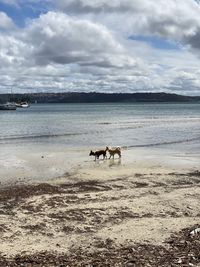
[1,0,200,95]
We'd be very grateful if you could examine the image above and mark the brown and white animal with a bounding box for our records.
[106,146,121,159]
[89,149,107,161]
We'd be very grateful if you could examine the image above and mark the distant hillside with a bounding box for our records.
[0,92,200,103]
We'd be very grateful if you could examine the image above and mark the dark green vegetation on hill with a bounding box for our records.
[0,92,200,103]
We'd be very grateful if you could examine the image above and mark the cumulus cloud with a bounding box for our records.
[0,12,15,30]
[55,0,200,52]
[0,1,200,95]
[0,11,146,93]
[55,0,145,13]
[23,12,139,70]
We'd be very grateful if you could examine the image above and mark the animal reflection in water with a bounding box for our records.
[108,158,121,167]
[89,146,121,161]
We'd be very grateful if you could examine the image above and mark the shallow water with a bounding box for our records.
[0,103,199,184]
[0,103,199,149]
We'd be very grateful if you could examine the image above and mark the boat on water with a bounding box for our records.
[15,102,30,108]
[0,102,17,110]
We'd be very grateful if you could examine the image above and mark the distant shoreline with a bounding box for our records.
[0,92,200,103]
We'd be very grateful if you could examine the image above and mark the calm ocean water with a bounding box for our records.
[0,103,200,151]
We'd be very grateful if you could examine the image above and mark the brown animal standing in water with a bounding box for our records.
[89,149,107,161]
[106,146,121,159]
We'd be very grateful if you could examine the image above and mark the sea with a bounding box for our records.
[0,103,199,183]
[0,103,200,149]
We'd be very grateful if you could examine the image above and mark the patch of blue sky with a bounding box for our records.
[0,2,51,27]
[129,35,181,50]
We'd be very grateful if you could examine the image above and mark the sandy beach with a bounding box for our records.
[1,0,200,263]
[0,147,199,266]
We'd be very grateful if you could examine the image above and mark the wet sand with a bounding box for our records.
[0,151,199,266]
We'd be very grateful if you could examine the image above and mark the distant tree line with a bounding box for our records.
[0,92,199,104]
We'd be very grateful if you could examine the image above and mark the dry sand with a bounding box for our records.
[0,148,199,266]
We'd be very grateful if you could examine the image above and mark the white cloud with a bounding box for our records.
[0,12,15,30]
[55,0,200,52]
[1,1,200,95]
[24,12,125,67]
